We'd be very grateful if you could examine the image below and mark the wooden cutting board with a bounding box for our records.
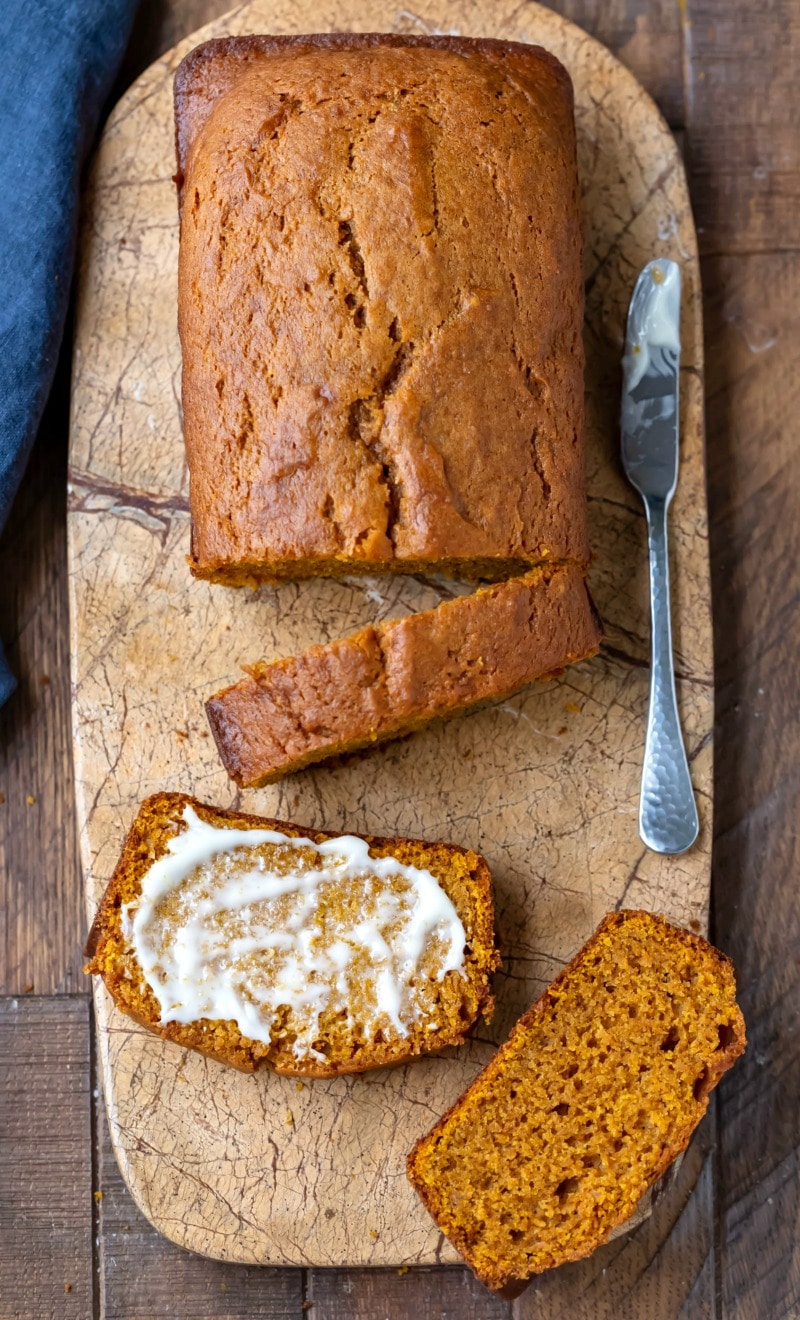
[68,0,712,1267]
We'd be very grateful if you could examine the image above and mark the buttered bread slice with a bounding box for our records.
[85,793,498,1075]
[407,910,745,1291]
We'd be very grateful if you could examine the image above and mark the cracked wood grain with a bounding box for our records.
[93,1083,303,1317]
[68,0,713,1270]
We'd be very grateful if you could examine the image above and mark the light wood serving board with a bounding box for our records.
[68,0,712,1268]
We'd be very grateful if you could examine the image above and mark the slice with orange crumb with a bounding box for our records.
[407,910,745,1292]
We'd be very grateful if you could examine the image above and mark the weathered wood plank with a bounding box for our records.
[512,1112,716,1319]
[94,1088,304,1318]
[0,360,85,997]
[703,252,800,1320]
[686,0,800,254]
[0,997,94,1319]
[307,1265,510,1318]
[557,0,684,125]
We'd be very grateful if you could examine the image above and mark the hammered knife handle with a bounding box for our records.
[639,495,699,854]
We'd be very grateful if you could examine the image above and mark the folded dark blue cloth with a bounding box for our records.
[0,0,138,703]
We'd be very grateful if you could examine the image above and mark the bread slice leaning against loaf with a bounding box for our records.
[407,909,746,1292]
[85,792,499,1076]
[206,563,603,788]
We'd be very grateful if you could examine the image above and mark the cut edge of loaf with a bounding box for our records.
[205,564,604,789]
[206,661,588,790]
[187,553,559,587]
[84,791,500,1076]
[406,910,746,1291]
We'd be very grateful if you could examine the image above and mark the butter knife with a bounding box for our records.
[621,259,699,855]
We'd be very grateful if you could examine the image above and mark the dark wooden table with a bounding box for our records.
[2,2,798,1316]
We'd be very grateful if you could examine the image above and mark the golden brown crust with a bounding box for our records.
[406,909,746,1290]
[174,32,575,190]
[174,34,587,581]
[85,792,499,1075]
[205,563,603,788]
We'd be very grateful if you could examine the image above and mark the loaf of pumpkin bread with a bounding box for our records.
[175,33,587,584]
[206,562,602,788]
[85,793,499,1076]
[407,910,746,1291]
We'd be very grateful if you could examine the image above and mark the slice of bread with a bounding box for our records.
[206,563,603,788]
[85,792,498,1076]
[407,910,745,1291]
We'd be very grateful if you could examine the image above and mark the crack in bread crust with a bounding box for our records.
[407,910,746,1290]
[175,35,588,580]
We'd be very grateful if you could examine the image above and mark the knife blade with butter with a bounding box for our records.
[621,259,699,855]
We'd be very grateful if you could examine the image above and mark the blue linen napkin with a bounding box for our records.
[0,0,139,703]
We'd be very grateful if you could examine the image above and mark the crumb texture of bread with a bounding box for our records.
[175,34,587,582]
[205,562,602,788]
[84,793,499,1076]
[406,910,746,1291]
